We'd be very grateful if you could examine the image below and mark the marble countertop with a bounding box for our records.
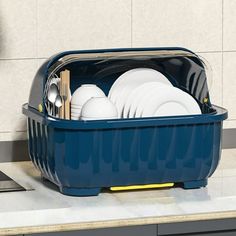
[0,149,236,235]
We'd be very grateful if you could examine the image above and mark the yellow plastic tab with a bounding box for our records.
[38,104,43,113]
[110,183,174,191]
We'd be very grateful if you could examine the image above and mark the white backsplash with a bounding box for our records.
[0,0,234,141]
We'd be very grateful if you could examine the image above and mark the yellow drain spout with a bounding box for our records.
[110,183,174,191]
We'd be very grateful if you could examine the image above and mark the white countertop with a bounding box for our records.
[0,149,236,235]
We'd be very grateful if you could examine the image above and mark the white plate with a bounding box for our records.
[136,86,201,118]
[109,68,172,109]
[109,68,171,99]
[123,82,170,118]
[108,68,172,117]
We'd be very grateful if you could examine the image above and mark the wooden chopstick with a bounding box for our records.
[59,69,71,119]
[59,72,65,119]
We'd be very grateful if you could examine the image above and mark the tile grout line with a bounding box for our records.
[222,0,224,52]
[36,0,39,60]
[130,0,133,48]
[222,0,224,107]
[0,58,47,61]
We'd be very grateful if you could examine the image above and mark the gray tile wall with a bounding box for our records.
[0,0,235,141]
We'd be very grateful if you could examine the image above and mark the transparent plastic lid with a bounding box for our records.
[45,48,213,114]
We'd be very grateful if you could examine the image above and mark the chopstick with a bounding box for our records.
[59,70,71,119]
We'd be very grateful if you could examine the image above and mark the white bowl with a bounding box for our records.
[71,84,105,107]
[71,106,82,110]
[71,108,82,113]
[80,97,118,120]
[71,114,81,118]
[71,104,82,108]
[70,114,80,120]
[71,112,80,116]
[71,108,81,111]
[71,113,81,117]
[71,118,79,121]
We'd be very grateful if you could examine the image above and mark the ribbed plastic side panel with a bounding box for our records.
[27,118,222,189]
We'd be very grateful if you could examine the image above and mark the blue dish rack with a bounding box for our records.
[22,47,228,196]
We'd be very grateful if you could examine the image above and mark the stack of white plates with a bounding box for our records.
[108,68,201,118]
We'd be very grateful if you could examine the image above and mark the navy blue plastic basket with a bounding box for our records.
[22,47,228,196]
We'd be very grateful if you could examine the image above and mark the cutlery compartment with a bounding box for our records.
[23,47,227,196]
